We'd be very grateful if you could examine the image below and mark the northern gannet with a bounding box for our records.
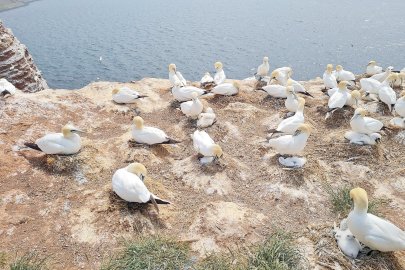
[350,108,383,135]
[211,82,239,96]
[169,63,187,86]
[270,70,289,86]
[344,131,381,145]
[371,66,393,82]
[323,64,337,90]
[200,72,214,88]
[359,77,381,95]
[366,60,382,76]
[335,65,355,82]
[197,107,216,128]
[285,86,299,112]
[180,92,203,118]
[255,56,270,80]
[327,81,350,111]
[333,218,362,258]
[268,123,312,155]
[258,84,287,98]
[112,162,170,213]
[131,116,179,145]
[394,91,405,117]
[378,74,397,112]
[346,90,361,108]
[192,130,223,164]
[270,97,305,135]
[24,124,84,155]
[214,62,226,85]
[112,87,147,104]
[287,79,313,97]
[0,78,16,97]
[348,187,405,252]
[172,84,207,102]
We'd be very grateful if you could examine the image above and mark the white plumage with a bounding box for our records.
[366,61,382,76]
[112,87,146,104]
[192,130,222,161]
[378,84,397,112]
[197,108,216,128]
[350,108,383,135]
[168,64,186,86]
[180,93,203,118]
[132,116,177,145]
[348,187,405,252]
[200,72,214,86]
[285,87,299,112]
[260,84,287,98]
[359,78,381,95]
[256,56,270,77]
[328,82,350,110]
[333,218,362,258]
[172,85,206,102]
[0,78,16,96]
[323,65,337,89]
[394,92,405,117]
[344,131,381,145]
[212,82,239,96]
[214,62,226,85]
[335,65,355,81]
[273,98,305,134]
[112,166,151,203]
[268,124,311,155]
[370,66,393,82]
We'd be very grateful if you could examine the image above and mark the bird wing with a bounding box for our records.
[180,101,192,114]
[328,91,346,109]
[262,85,286,98]
[366,214,405,246]
[135,127,168,144]
[36,133,69,154]
[268,135,293,150]
[199,130,215,144]
[360,78,380,93]
[277,115,303,134]
[112,169,150,203]
[364,117,383,132]
[176,71,187,85]
[379,87,397,104]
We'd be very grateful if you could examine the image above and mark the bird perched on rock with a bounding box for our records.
[0,78,16,97]
[335,65,355,83]
[285,86,299,113]
[131,116,180,145]
[268,123,312,156]
[214,61,226,85]
[350,108,383,135]
[192,130,223,164]
[255,56,270,81]
[111,87,147,104]
[344,131,381,145]
[258,84,287,98]
[371,66,393,82]
[172,83,207,102]
[168,63,187,86]
[287,79,313,97]
[326,81,350,118]
[112,162,170,213]
[348,187,405,252]
[24,124,85,155]
[211,82,239,96]
[333,218,362,258]
[200,72,215,88]
[378,74,397,112]
[366,60,382,76]
[270,97,305,135]
[180,92,203,119]
[394,91,405,117]
[323,64,337,90]
[197,107,216,128]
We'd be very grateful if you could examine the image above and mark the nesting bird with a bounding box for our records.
[371,66,393,82]
[131,116,179,145]
[344,131,381,145]
[285,86,299,113]
[214,61,226,85]
[180,92,203,118]
[270,70,289,86]
[378,74,397,112]
[348,187,405,252]
[200,72,215,88]
[333,218,362,258]
[255,56,270,80]
[168,63,187,86]
[287,79,313,97]
[335,65,355,82]
[211,82,239,96]
[270,97,305,135]
[268,123,312,156]
[112,162,170,213]
[192,130,223,164]
[326,81,350,118]
[323,64,337,90]
[24,124,84,155]
[366,60,382,76]
[172,83,207,102]
[258,84,287,98]
[111,87,147,104]
[350,108,383,135]
[394,91,405,117]
[0,78,16,97]
[197,107,216,128]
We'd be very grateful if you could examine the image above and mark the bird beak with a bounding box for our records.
[72,129,86,134]
[376,138,381,144]
[140,174,145,181]
[293,130,301,136]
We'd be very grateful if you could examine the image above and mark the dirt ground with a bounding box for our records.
[0,77,404,269]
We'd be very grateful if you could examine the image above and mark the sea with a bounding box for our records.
[1,0,405,89]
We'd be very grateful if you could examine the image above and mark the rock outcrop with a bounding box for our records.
[0,20,48,92]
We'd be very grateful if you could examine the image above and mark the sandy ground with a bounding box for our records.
[0,77,404,269]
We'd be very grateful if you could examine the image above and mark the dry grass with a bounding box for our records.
[9,252,48,270]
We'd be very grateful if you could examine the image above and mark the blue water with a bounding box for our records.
[1,0,405,89]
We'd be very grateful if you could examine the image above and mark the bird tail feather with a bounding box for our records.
[24,142,42,152]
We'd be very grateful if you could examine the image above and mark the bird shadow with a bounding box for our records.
[19,151,79,175]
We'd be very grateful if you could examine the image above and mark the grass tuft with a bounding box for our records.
[247,231,306,270]
[0,252,7,268]
[102,235,190,270]
[325,184,385,216]
[194,252,243,270]
[9,252,48,270]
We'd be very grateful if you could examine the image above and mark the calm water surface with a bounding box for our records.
[1,0,405,89]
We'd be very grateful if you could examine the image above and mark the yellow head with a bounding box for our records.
[326,64,333,71]
[387,73,398,82]
[350,187,369,212]
[271,70,279,78]
[400,90,405,98]
[62,124,84,137]
[295,123,312,135]
[211,144,223,159]
[336,65,343,71]
[127,162,147,180]
[263,56,269,62]
[367,60,376,66]
[232,81,240,90]
[168,63,176,72]
[354,108,367,117]
[214,62,223,70]
[112,88,120,95]
[350,90,361,99]
[133,116,144,129]
[338,81,348,89]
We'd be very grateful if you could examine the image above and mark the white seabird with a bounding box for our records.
[285,86,299,112]
[168,63,187,86]
[335,65,355,82]
[270,70,289,86]
[171,84,207,102]
[200,72,214,88]
[24,124,84,155]
[366,60,383,76]
[131,116,179,145]
[350,108,383,135]
[180,92,203,119]
[268,123,312,156]
[0,78,16,97]
[348,187,405,252]
[192,130,223,164]
[214,62,226,85]
[270,97,305,135]
[323,64,337,90]
[344,131,381,145]
[112,87,147,104]
[255,56,270,80]
[394,91,405,117]
[112,162,170,213]
[287,79,313,97]
[211,82,239,96]
[259,84,287,98]
[197,107,216,128]
[333,218,362,258]
[327,81,350,115]
[378,74,397,112]
[370,66,393,82]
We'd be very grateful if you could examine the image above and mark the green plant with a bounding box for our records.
[247,231,305,270]
[102,236,190,270]
[9,252,47,270]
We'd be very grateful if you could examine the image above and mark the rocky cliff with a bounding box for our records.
[0,78,404,269]
[0,20,48,92]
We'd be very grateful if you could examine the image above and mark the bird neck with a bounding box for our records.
[353,204,368,214]
[134,123,143,129]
